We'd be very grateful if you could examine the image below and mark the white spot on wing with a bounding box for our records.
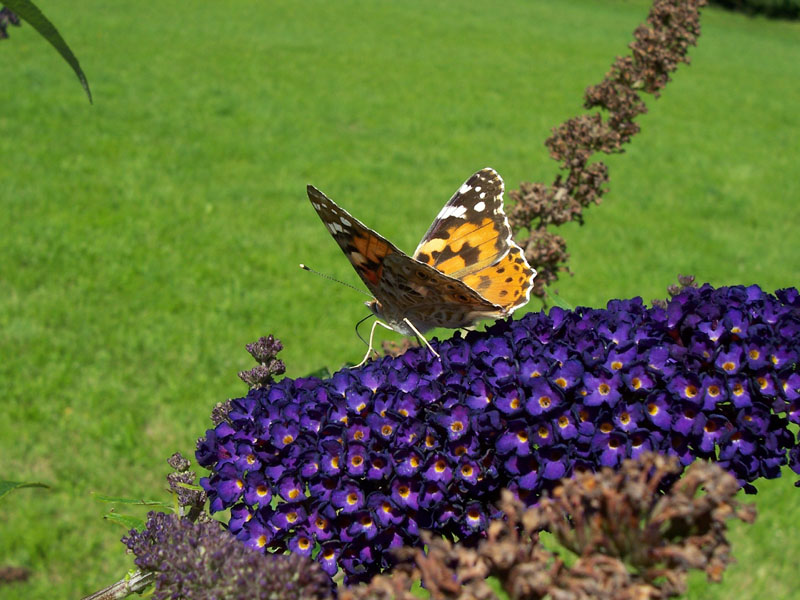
[326,221,343,234]
[479,192,486,199]
[440,204,468,219]
[474,201,486,212]
[458,183,471,194]
[340,217,351,227]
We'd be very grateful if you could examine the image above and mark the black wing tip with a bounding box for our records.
[477,166,501,179]
[307,184,326,200]
[468,167,503,189]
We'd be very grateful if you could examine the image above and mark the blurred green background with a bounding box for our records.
[1,1,798,597]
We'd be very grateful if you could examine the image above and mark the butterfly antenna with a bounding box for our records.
[299,264,372,298]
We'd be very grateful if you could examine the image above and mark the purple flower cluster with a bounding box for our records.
[0,8,21,40]
[197,284,800,583]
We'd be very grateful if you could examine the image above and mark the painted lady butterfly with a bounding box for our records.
[307,168,536,363]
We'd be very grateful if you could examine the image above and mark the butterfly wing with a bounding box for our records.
[378,252,505,330]
[413,168,535,314]
[413,168,512,275]
[307,184,404,299]
[457,244,535,313]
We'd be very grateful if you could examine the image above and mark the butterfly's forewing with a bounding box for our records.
[413,168,512,277]
[307,185,403,298]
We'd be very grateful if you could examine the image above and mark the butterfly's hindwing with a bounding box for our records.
[458,244,534,312]
[380,254,500,310]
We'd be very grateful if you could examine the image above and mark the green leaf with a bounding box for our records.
[170,480,203,491]
[546,291,574,311]
[0,480,50,500]
[305,366,332,379]
[3,0,92,103]
[92,492,172,509]
[104,512,146,532]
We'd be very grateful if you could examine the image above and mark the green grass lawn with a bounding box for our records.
[1,1,798,598]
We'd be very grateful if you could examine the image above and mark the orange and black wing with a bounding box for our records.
[307,184,401,299]
[413,168,535,314]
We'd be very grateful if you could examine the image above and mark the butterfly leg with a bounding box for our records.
[402,318,439,359]
[352,319,394,368]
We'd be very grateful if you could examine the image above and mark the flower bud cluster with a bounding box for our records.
[123,512,333,600]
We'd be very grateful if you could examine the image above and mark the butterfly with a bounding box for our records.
[307,167,536,364]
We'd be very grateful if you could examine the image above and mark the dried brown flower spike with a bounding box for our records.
[342,453,755,600]
[518,453,756,598]
[508,0,708,299]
